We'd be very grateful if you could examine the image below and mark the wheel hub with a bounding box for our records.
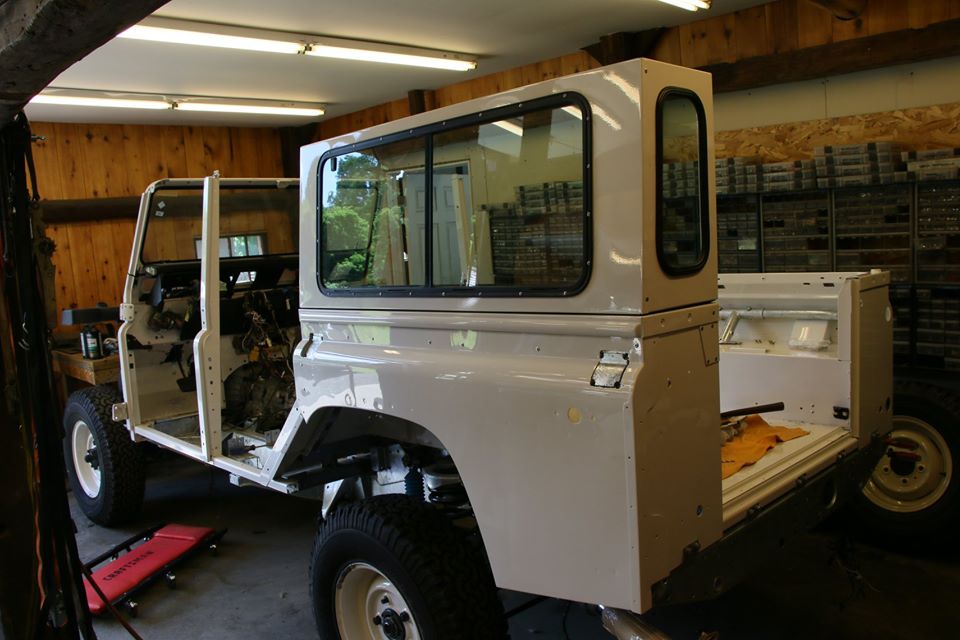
[377,608,408,640]
[335,562,420,640]
[71,420,102,499]
[863,415,953,514]
[84,447,100,469]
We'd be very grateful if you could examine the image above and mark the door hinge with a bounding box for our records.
[591,351,629,388]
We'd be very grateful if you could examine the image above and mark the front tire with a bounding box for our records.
[63,386,145,526]
[310,495,507,640]
[855,381,960,539]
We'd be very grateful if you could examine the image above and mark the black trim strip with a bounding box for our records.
[316,92,593,298]
[655,88,711,277]
[425,134,434,288]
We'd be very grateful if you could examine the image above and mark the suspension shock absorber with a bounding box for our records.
[422,460,468,506]
[404,467,425,500]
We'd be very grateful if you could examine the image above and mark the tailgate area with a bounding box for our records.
[718,272,893,528]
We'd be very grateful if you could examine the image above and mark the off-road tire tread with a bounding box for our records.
[311,494,507,639]
[63,386,145,526]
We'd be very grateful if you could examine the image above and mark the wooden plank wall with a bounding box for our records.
[142,209,296,262]
[649,0,960,67]
[317,52,600,140]
[30,122,284,319]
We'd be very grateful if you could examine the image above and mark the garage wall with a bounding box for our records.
[647,0,960,68]
[713,55,960,160]
[31,122,284,317]
[311,0,960,161]
[316,52,599,140]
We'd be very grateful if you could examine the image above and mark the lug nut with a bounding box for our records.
[381,596,389,605]
[399,611,410,622]
[372,615,382,626]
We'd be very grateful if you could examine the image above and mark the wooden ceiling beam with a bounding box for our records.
[583,29,666,66]
[705,17,960,94]
[0,0,169,125]
[806,0,868,21]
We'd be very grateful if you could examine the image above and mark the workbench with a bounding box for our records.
[51,348,120,404]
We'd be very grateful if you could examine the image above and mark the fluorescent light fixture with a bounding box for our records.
[119,25,303,54]
[176,102,323,117]
[30,89,325,118]
[29,94,169,110]
[116,17,477,71]
[656,0,711,10]
[490,120,524,136]
[305,43,475,71]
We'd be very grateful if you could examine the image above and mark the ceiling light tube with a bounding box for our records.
[175,102,324,117]
[117,17,476,71]
[656,0,701,10]
[29,95,169,110]
[30,89,325,117]
[305,43,476,71]
[118,24,303,55]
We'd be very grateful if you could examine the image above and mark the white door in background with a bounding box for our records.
[405,163,473,286]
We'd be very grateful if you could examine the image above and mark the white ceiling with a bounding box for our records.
[25,0,767,127]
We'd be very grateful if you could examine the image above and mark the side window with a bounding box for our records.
[319,138,427,288]
[317,95,590,296]
[657,90,708,275]
[431,103,586,289]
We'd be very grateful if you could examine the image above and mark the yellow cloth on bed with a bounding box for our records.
[721,414,809,480]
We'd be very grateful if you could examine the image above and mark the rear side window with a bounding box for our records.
[318,94,591,297]
[657,89,709,275]
[319,138,427,289]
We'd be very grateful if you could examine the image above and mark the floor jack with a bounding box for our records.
[83,524,227,617]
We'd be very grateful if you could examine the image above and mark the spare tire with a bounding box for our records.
[855,381,960,540]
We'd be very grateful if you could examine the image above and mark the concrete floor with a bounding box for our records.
[74,454,960,640]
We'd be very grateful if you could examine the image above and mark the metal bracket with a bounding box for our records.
[119,303,136,322]
[590,351,629,388]
[321,479,352,520]
[111,403,128,422]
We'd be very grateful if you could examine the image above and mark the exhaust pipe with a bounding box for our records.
[599,606,671,640]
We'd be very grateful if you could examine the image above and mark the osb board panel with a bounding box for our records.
[716,101,960,161]
[30,123,284,200]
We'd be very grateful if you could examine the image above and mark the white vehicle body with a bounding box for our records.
[111,59,892,620]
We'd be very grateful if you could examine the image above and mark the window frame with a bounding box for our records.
[655,87,711,277]
[316,92,593,298]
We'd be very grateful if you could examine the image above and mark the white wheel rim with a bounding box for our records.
[335,562,421,640]
[863,415,953,514]
[71,420,101,498]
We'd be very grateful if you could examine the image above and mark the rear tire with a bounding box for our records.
[63,386,145,526]
[854,381,960,540]
[310,494,507,640]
